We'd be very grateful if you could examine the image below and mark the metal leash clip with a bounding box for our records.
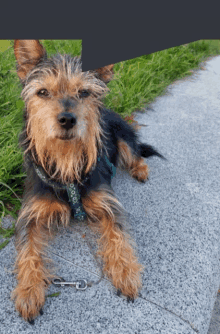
[52,277,87,290]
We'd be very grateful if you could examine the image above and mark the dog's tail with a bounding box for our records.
[139,143,166,160]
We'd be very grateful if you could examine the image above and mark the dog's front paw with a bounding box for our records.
[110,258,143,302]
[114,275,141,302]
[12,283,46,323]
[116,289,135,303]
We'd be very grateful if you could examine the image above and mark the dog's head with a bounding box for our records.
[14,40,114,141]
[14,40,114,183]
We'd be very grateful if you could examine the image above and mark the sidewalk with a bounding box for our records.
[1,56,220,334]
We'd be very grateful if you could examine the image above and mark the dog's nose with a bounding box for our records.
[57,112,77,130]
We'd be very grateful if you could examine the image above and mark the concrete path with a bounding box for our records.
[208,288,220,334]
[1,56,220,334]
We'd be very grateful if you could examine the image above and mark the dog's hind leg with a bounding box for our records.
[117,140,150,183]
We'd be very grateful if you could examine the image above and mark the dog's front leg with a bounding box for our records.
[12,194,71,323]
[83,187,143,300]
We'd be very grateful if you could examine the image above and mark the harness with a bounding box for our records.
[32,155,116,222]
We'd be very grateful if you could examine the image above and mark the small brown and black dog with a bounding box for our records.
[12,40,163,323]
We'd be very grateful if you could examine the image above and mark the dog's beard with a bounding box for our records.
[26,110,102,184]
[29,131,99,184]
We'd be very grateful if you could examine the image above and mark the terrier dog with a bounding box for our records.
[12,40,163,323]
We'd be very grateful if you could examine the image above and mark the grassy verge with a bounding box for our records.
[1,39,220,246]
[105,40,220,116]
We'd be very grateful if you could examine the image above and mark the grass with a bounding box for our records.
[105,40,220,116]
[47,292,61,298]
[1,39,220,247]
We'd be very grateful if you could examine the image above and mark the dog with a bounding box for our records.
[12,39,163,323]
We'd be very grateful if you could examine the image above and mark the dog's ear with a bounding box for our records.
[14,40,46,80]
[94,64,114,84]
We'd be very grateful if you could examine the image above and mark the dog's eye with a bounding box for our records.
[37,89,49,97]
[78,89,90,98]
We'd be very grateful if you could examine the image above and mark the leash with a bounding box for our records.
[50,233,105,290]
[52,277,88,290]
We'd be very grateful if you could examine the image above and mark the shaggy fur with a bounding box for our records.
[12,40,163,324]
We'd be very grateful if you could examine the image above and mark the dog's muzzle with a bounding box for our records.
[57,112,77,130]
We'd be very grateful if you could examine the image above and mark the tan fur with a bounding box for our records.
[25,98,102,183]
[17,194,71,230]
[118,140,149,182]
[95,64,114,83]
[82,189,143,298]
[14,40,111,184]
[14,40,46,80]
[13,40,148,322]
[12,195,71,320]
